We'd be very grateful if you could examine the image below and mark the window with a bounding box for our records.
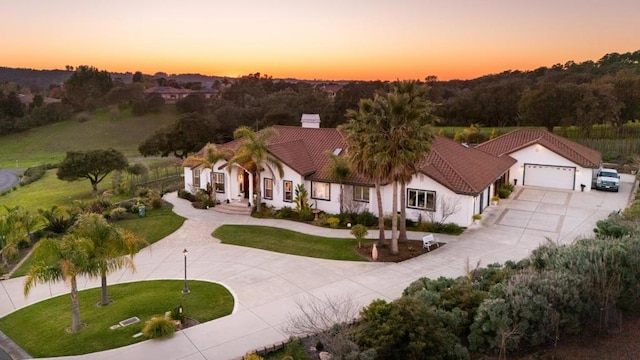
[407,189,436,211]
[353,185,370,202]
[311,182,330,200]
[192,168,200,187]
[263,178,273,199]
[283,180,293,202]
[213,172,225,192]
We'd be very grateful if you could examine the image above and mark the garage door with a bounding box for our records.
[523,164,575,190]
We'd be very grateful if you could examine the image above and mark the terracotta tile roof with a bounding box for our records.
[417,136,517,195]
[196,126,515,196]
[475,129,601,168]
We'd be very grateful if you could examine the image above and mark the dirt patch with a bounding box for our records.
[354,240,443,262]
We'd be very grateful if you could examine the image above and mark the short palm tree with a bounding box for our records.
[73,213,146,306]
[227,126,284,212]
[24,234,96,333]
[183,143,232,201]
[328,153,351,214]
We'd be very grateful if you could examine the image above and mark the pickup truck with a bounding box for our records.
[595,168,620,192]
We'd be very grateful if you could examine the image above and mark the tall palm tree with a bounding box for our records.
[73,213,146,306]
[227,126,284,212]
[24,234,96,333]
[341,98,390,244]
[328,153,351,214]
[342,81,435,254]
[387,81,436,241]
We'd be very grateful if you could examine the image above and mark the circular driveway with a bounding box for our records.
[0,177,635,360]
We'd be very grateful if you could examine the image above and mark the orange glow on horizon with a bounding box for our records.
[2,1,639,82]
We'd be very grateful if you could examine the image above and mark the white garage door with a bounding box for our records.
[523,164,575,190]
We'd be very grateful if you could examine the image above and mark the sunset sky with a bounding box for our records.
[2,0,639,81]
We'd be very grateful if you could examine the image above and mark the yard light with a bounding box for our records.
[182,248,190,294]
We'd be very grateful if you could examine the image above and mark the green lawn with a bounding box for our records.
[0,280,234,357]
[114,206,185,245]
[0,106,178,168]
[213,225,368,261]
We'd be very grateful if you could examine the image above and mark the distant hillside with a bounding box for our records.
[0,106,178,168]
[0,67,236,89]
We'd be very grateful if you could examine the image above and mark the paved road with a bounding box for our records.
[0,177,635,360]
[0,170,20,194]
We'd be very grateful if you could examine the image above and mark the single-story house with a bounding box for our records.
[475,129,602,191]
[144,86,193,102]
[184,115,527,227]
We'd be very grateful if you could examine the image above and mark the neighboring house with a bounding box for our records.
[184,115,517,227]
[144,86,193,102]
[475,129,602,191]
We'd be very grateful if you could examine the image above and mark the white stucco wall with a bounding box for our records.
[183,164,487,226]
[371,173,479,227]
[508,144,594,191]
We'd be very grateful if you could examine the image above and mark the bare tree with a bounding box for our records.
[438,195,462,223]
[287,295,361,357]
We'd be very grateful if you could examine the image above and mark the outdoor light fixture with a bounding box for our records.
[182,248,190,294]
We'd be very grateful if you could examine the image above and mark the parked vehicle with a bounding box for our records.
[595,168,620,192]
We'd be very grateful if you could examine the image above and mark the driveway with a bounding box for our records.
[0,176,635,360]
[0,170,20,194]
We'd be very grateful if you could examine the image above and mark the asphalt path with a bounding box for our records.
[0,169,20,193]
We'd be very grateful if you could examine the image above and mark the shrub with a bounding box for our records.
[422,222,465,235]
[20,165,48,186]
[177,189,196,201]
[275,206,297,219]
[142,316,176,339]
[327,217,340,228]
[497,187,511,199]
[149,194,164,209]
[243,354,264,360]
[298,208,315,222]
[356,210,378,227]
[351,224,369,248]
[109,206,128,220]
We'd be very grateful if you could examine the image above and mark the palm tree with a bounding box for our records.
[342,81,435,254]
[328,153,351,214]
[24,234,96,333]
[386,81,436,241]
[7,206,44,245]
[73,213,146,306]
[341,98,390,244]
[227,126,284,212]
[0,214,21,268]
[183,143,231,201]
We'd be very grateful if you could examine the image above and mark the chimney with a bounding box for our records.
[300,113,320,128]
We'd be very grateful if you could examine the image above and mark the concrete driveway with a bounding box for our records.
[0,176,635,360]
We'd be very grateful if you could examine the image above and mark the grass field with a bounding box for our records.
[0,106,178,168]
[0,169,122,211]
[213,225,368,261]
[0,280,234,357]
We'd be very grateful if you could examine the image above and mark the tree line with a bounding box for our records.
[2,50,639,145]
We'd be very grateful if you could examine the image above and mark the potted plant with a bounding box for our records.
[491,196,500,206]
[472,214,482,224]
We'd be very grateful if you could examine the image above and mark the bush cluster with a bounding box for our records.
[20,164,56,186]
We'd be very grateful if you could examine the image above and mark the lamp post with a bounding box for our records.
[182,248,190,294]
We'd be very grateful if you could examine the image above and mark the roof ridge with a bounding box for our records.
[428,141,476,193]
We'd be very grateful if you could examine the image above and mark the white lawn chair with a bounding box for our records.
[422,233,439,251]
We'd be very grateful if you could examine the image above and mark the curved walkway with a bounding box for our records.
[0,170,20,194]
[0,179,635,360]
